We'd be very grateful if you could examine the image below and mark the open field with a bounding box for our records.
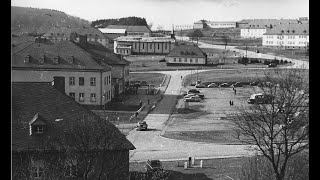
[130,156,250,180]
[235,46,309,62]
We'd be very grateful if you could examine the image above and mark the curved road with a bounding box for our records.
[127,40,309,163]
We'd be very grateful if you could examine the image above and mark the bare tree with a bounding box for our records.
[230,68,309,180]
[222,34,230,49]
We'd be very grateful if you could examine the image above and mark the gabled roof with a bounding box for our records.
[243,19,300,29]
[105,25,151,33]
[11,40,109,71]
[99,28,126,34]
[167,45,206,58]
[12,82,135,151]
[264,23,309,35]
[79,41,130,66]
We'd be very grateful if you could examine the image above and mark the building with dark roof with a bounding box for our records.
[240,19,301,39]
[79,41,131,97]
[165,44,207,65]
[43,27,110,48]
[193,20,204,29]
[105,25,151,36]
[262,23,309,49]
[11,38,113,109]
[12,82,135,179]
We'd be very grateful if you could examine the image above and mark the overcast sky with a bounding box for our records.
[11,0,309,30]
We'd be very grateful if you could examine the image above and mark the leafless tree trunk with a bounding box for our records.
[230,68,309,180]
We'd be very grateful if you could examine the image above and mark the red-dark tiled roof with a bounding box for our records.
[167,45,206,58]
[12,82,135,151]
[78,41,130,66]
[264,23,309,35]
[12,40,109,71]
[106,25,151,33]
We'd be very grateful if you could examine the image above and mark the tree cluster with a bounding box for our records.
[91,17,149,28]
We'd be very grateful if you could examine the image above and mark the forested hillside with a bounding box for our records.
[11,6,90,35]
[91,17,149,28]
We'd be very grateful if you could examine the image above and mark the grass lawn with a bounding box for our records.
[235,46,309,61]
[130,156,250,180]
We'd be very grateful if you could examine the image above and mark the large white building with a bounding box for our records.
[114,36,175,55]
[174,24,194,30]
[207,21,236,28]
[262,23,309,49]
[240,19,300,39]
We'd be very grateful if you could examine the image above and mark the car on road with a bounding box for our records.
[207,83,218,88]
[231,82,243,88]
[195,84,206,88]
[247,93,273,104]
[268,63,277,68]
[184,96,201,102]
[184,94,200,98]
[136,121,148,131]
[145,160,162,172]
[188,89,200,94]
[219,83,230,87]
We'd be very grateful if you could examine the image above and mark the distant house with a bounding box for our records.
[165,44,207,66]
[262,23,309,49]
[200,48,222,65]
[11,37,113,109]
[12,82,135,180]
[105,25,151,37]
[43,27,109,47]
[99,28,127,48]
[114,36,175,55]
[193,20,204,29]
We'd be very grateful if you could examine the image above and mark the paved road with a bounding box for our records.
[127,70,254,162]
[176,36,309,69]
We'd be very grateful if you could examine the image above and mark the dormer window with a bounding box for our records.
[54,56,60,64]
[24,55,30,63]
[29,114,47,136]
[281,30,284,33]
[70,55,75,64]
[292,30,295,33]
[287,30,290,33]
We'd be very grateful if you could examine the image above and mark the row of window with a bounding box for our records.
[265,41,308,45]
[134,43,168,50]
[173,57,199,63]
[69,76,111,86]
[211,24,235,26]
[117,49,130,54]
[69,91,112,102]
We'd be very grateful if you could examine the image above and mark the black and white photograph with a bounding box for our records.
[11,0,309,179]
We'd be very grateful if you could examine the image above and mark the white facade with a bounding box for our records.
[240,28,267,39]
[262,34,309,49]
[165,57,206,65]
[175,24,194,30]
[207,22,236,28]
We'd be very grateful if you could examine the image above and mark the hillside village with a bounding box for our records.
[11,5,309,180]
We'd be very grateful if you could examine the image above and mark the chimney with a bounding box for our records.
[52,76,65,94]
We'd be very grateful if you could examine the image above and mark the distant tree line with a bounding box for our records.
[91,17,149,28]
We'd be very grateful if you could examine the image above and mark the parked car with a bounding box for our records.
[184,94,200,98]
[268,63,277,68]
[195,84,206,88]
[219,83,230,87]
[247,93,273,104]
[136,121,148,131]
[207,83,218,88]
[188,89,200,94]
[145,160,162,172]
[184,96,201,102]
[250,81,259,86]
[231,82,243,87]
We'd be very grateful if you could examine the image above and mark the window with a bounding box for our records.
[109,76,111,84]
[195,58,198,63]
[90,93,96,102]
[179,58,181,62]
[69,77,75,86]
[79,93,84,102]
[35,126,43,134]
[31,163,45,178]
[158,44,160,49]
[90,77,96,86]
[190,58,193,63]
[79,77,84,86]
[185,58,187,62]
[104,77,107,85]
[142,43,144,49]
[150,44,152,49]
[173,58,176,62]
[165,43,167,49]
[69,92,75,99]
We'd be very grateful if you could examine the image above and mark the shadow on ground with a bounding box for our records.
[166,171,212,180]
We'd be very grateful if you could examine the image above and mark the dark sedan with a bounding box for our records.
[219,83,230,87]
